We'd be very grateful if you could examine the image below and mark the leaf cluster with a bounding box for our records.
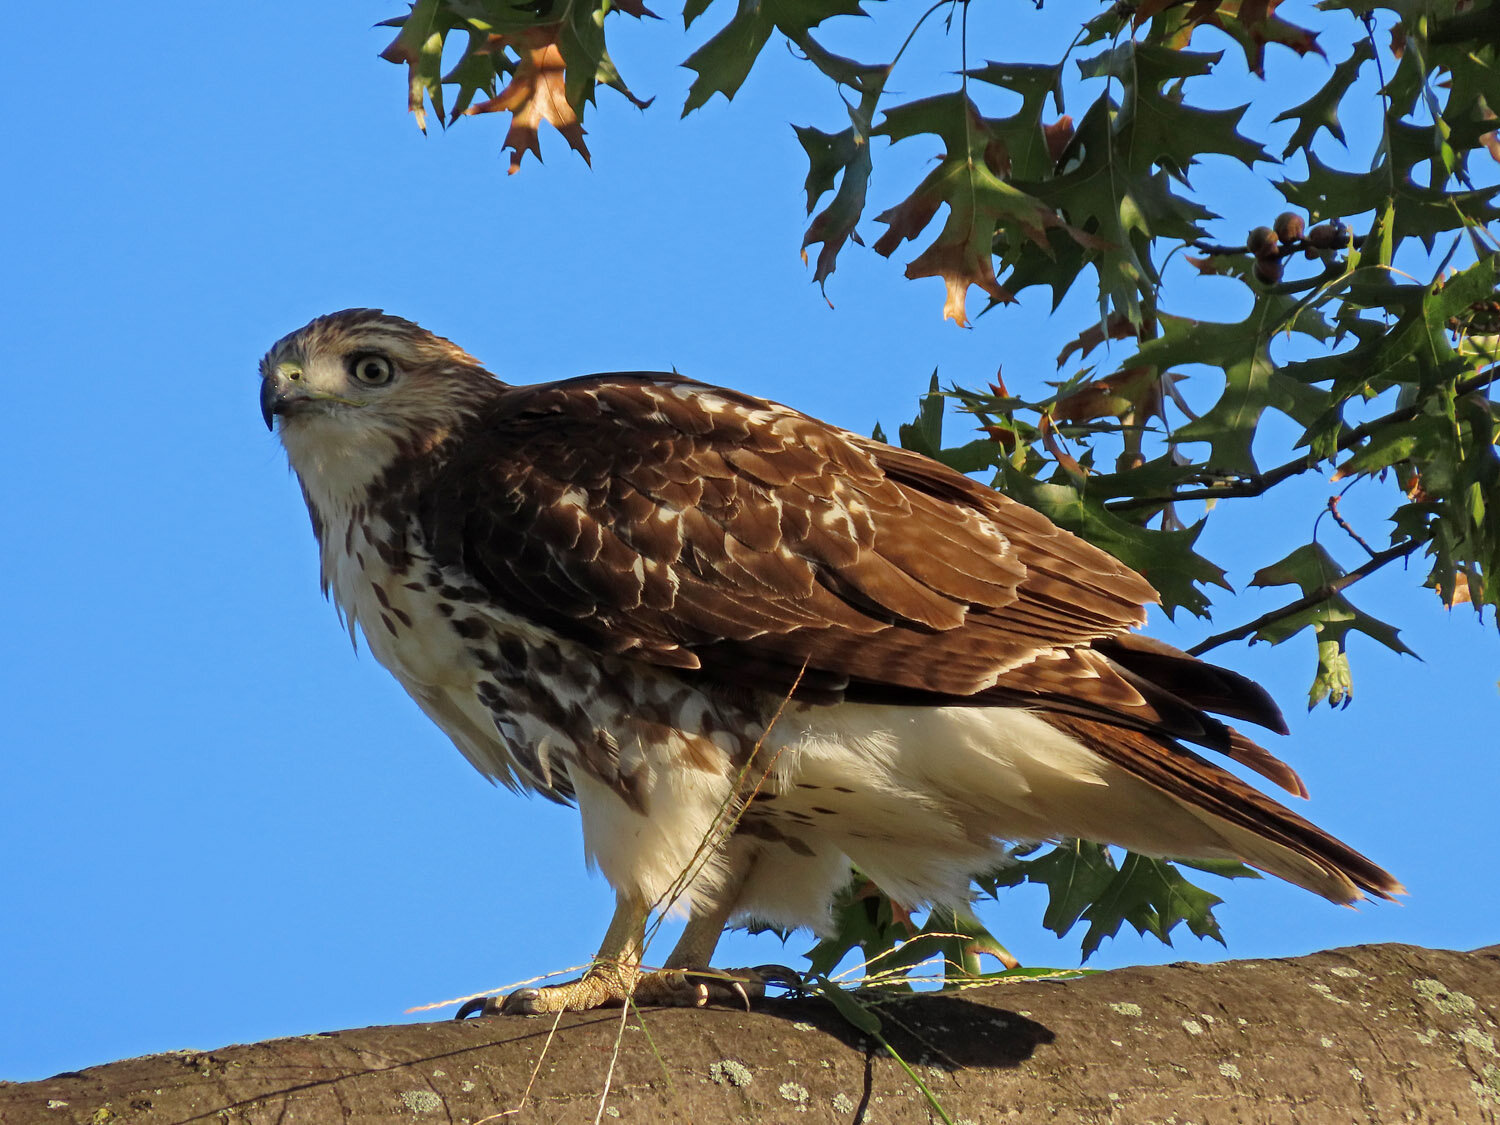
[378,0,653,172]
[979,841,1260,961]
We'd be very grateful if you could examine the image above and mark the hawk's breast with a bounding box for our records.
[324,507,765,807]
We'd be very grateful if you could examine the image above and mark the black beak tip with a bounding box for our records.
[259,380,278,432]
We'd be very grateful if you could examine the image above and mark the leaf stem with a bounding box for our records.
[1327,489,1379,559]
[890,0,953,76]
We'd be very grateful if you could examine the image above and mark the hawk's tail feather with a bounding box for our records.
[1225,727,1308,801]
[1043,713,1402,904]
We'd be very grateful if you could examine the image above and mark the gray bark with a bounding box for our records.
[3,942,1497,1124]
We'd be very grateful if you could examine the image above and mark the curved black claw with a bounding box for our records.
[454,995,504,1020]
[751,964,808,997]
[498,988,547,1014]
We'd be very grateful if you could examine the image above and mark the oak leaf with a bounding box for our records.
[1042,116,1074,164]
[1134,0,1322,75]
[873,92,1069,324]
[379,0,452,133]
[683,0,868,114]
[1051,367,1160,425]
[466,28,587,174]
[1056,314,1140,368]
[795,55,890,292]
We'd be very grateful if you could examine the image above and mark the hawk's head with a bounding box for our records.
[260,309,500,511]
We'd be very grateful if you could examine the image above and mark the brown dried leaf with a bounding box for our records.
[1056,313,1140,368]
[1040,414,1088,477]
[1131,0,1190,26]
[1043,116,1075,165]
[1445,571,1474,607]
[466,27,588,174]
[904,235,1017,326]
[983,423,1019,451]
[1052,366,1158,423]
[1475,101,1500,164]
[985,137,1012,178]
[871,190,941,258]
[1140,0,1320,74]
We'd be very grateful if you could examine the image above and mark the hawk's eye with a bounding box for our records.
[348,353,394,387]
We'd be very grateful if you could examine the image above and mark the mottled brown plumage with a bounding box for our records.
[261,309,1399,1015]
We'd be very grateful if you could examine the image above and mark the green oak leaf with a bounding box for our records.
[682,0,867,114]
[1076,43,1267,176]
[982,840,1118,939]
[380,0,456,132]
[962,61,1067,181]
[874,91,1066,323]
[1130,303,1334,474]
[1273,39,1372,157]
[801,874,911,981]
[1250,543,1419,705]
[982,841,1256,960]
[1076,852,1239,961]
[795,50,890,288]
[1279,152,1500,251]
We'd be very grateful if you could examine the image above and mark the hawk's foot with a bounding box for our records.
[455,963,804,1017]
[454,961,635,1018]
[633,963,805,1009]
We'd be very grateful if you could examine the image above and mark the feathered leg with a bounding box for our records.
[475,890,648,1015]
[637,874,803,1008]
[462,858,800,1016]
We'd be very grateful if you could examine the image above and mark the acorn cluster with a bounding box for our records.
[1246,213,1351,284]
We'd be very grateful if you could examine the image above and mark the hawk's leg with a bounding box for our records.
[460,865,802,1017]
[634,891,804,1009]
[465,890,648,1016]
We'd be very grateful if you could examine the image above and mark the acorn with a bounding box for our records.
[1247,225,1279,257]
[1306,222,1342,249]
[1274,211,1305,242]
[1253,256,1283,284]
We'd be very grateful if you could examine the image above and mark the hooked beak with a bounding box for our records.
[260,362,312,431]
[259,375,282,431]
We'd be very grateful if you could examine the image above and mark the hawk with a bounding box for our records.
[260,309,1399,1014]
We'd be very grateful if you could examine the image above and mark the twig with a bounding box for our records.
[1186,540,1421,656]
[1190,231,1363,258]
[1327,491,1378,559]
[1107,364,1500,512]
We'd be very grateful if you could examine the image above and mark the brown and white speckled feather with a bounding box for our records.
[260,309,1399,949]
[414,373,1159,700]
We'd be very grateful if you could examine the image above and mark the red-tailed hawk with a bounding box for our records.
[260,309,1399,1014]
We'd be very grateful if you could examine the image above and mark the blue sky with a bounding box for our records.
[2,2,1495,1083]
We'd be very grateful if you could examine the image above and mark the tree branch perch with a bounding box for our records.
[4,943,1496,1124]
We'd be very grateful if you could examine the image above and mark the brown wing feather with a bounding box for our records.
[419,374,1143,693]
[416,373,1291,756]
